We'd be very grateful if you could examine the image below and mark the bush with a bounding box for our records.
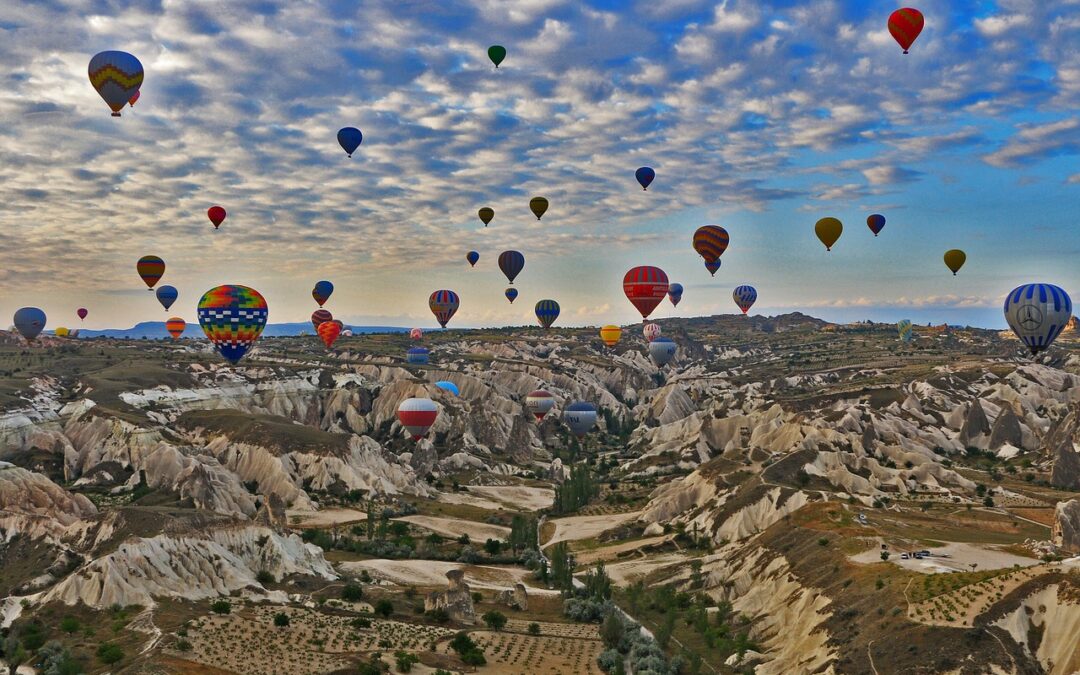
[97,643,124,665]
[255,569,276,584]
[273,612,290,627]
[211,600,231,614]
[37,641,81,675]
[528,622,541,636]
[176,639,193,652]
[471,592,483,604]
[374,599,394,617]
[426,608,450,624]
[394,650,419,672]
[342,583,364,602]
[449,631,486,664]
[59,617,81,635]
[482,611,507,630]
[351,617,372,629]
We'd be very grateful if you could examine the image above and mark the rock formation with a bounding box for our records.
[1053,499,1080,553]
[424,569,476,624]
[494,582,528,611]
[1051,442,1080,490]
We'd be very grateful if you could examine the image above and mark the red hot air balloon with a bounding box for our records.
[397,397,439,440]
[77,308,88,321]
[311,309,333,331]
[318,320,342,348]
[623,266,670,320]
[208,206,226,230]
[888,8,924,54]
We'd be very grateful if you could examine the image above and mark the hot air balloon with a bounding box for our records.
[867,214,886,236]
[649,337,677,367]
[733,285,757,314]
[488,45,506,68]
[599,325,622,348]
[1004,284,1073,356]
[643,323,662,342]
[815,217,842,251]
[312,280,334,307]
[526,390,555,421]
[166,317,186,339]
[54,327,69,338]
[435,381,460,396]
[636,167,655,191]
[478,207,494,226]
[623,266,669,320]
[410,328,423,341]
[342,329,353,337]
[499,250,525,284]
[668,283,683,307]
[888,7,924,54]
[137,255,165,290]
[318,320,342,349]
[88,51,143,117]
[535,300,560,330]
[156,285,178,311]
[311,309,333,331]
[944,250,966,275]
[77,308,88,321]
[466,251,479,267]
[564,402,597,438]
[705,260,721,276]
[197,285,268,365]
[897,319,914,343]
[407,347,430,365]
[505,288,518,304]
[208,206,226,230]
[529,197,548,220]
[13,308,45,341]
[397,397,439,440]
[128,90,140,107]
[693,226,729,263]
[337,127,363,157]
[429,290,460,328]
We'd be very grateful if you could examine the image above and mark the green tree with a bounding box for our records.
[599,610,624,649]
[394,651,419,672]
[59,617,80,635]
[583,563,612,600]
[483,538,502,556]
[374,599,394,617]
[273,613,290,627]
[549,542,575,591]
[210,600,231,614]
[482,611,507,630]
[256,569,275,584]
[96,643,124,665]
[342,583,364,602]
[527,622,541,636]
[2,635,26,675]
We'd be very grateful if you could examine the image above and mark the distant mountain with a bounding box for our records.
[73,322,410,339]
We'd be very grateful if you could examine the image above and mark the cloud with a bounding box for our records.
[983,118,1080,167]
[861,165,922,186]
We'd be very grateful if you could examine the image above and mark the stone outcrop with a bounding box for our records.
[494,582,528,611]
[1051,442,1080,490]
[254,493,287,529]
[1053,499,1080,553]
[424,569,476,624]
[959,400,990,449]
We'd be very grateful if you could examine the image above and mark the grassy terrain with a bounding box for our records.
[177,409,351,455]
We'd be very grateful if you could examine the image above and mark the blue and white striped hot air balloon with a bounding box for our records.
[1003,283,1072,356]
[733,285,757,314]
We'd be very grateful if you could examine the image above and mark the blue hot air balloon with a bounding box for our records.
[499,250,525,284]
[704,259,721,276]
[1004,284,1073,356]
[649,336,677,367]
[156,285,178,311]
[535,299,560,329]
[13,307,46,341]
[667,283,683,307]
[88,51,144,117]
[466,251,479,267]
[733,285,757,314]
[564,402,598,438]
[312,280,334,307]
[407,347,430,365]
[635,166,655,190]
[867,214,886,236]
[337,127,363,157]
[505,288,518,304]
[435,380,460,396]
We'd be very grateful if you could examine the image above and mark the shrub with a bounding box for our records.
[273,613,290,627]
[351,617,372,629]
[374,599,394,617]
[255,569,276,584]
[211,600,231,614]
[176,639,193,652]
[528,622,541,636]
[471,592,483,604]
[342,583,364,602]
[59,617,80,635]
[482,611,507,630]
[426,608,450,624]
[394,650,419,672]
[97,643,124,665]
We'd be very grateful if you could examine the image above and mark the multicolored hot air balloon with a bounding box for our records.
[888,7,924,54]
[505,288,518,304]
[815,217,842,251]
[197,285,268,365]
[478,207,494,227]
[733,285,757,314]
[705,260,721,277]
[488,45,506,68]
[529,197,548,220]
[156,285,178,311]
[429,290,460,328]
[867,214,886,236]
[435,381,460,396]
[526,390,555,421]
[311,309,333,331]
[499,250,525,284]
[77,308,88,321]
[466,251,479,267]
[410,328,423,341]
[312,281,334,307]
[318,320,342,349]
[407,347,430,365]
[564,402,597,438]
[599,325,622,348]
[337,127,363,157]
[137,255,165,290]
[13,307,45,341]
[88,51,143,117]
[643,323,661,342]
[535,299,560,330]
[668,283,683,307]
[166,317,186,339]
[944,249,966,275]
[1004,284,1073,356]
[897,319,914,343]
[208,206,226,230]
[623,266,669,320]
[636,167,655,191]
[649,337,677,367]
[397,397,438,440]
[693,226,729,263]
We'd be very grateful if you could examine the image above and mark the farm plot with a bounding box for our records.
[464,630,604,674]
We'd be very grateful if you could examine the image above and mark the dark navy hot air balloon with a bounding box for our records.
[667,283,683,307]
[407,347,430,365]
[337,127,363,157]
[88,51,143,117]
[13,307,46,341]
[156,285,178,311]
[466,251,479,267]
[1003,284,1073,356]
[867,214,886,237]
[635,167,655,190]
[505,288,518,304]
[704,260,721,277]
[535,300,560,329]
[499,250,525,284]
[312,280,334,307]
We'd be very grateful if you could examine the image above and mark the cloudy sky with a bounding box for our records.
[1,0,1078,330]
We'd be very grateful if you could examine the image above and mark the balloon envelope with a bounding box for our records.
[600,325,622,347]
[529,196,548,220]
[407,347,430,365]
[498,250,525,284]
[535,299,560,329]
[705,260,721,276]
[623,266,669,319]
[429,290,460,328]
[815,217,843,251]
[397,397,438,439]
[693,226,729,262]
[337,127,363,157]
[88,51,143,116]
[166,317,186,339]
[1004,284,1073,356]
[478,207,494,226]
[564,402,598,438]
[312,280,334,307]
[77,308,88,321]
[466,251,479,267]
[318,320,342,349]
[197,285,268,365]
[505,288,518,304]
[667,283,683,307]
[311,309,333,331]
[867,214,886,236]
[208,206,226,229]
[435,381,460,396]
[643,323,662,342]
[55,327,69,338]
[13,307,45,340]
[156,285,178,311]
[488,45,506,67]
[137,255,165,289]
[410,328,423,341]
[944,249,966,275]
[649,337,677,367]
[526,390,555,421]
[733,285,757,314]
[636,167,655,190]
[897,319,914,342]
[888,7,924,53]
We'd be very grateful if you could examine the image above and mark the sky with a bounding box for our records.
[1,0,1079,331]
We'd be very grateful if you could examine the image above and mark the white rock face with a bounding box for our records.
[993,584,1080,675]
[0,463,96,525]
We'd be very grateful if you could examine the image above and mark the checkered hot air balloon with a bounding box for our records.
[197,285,268,365]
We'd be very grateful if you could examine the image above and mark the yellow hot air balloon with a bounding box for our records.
[944,249,966,275]
[599,324,622,347]
[55,327,69,337]
[815,217,842,251]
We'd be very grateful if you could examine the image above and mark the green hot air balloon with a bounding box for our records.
[488,45,506,68]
